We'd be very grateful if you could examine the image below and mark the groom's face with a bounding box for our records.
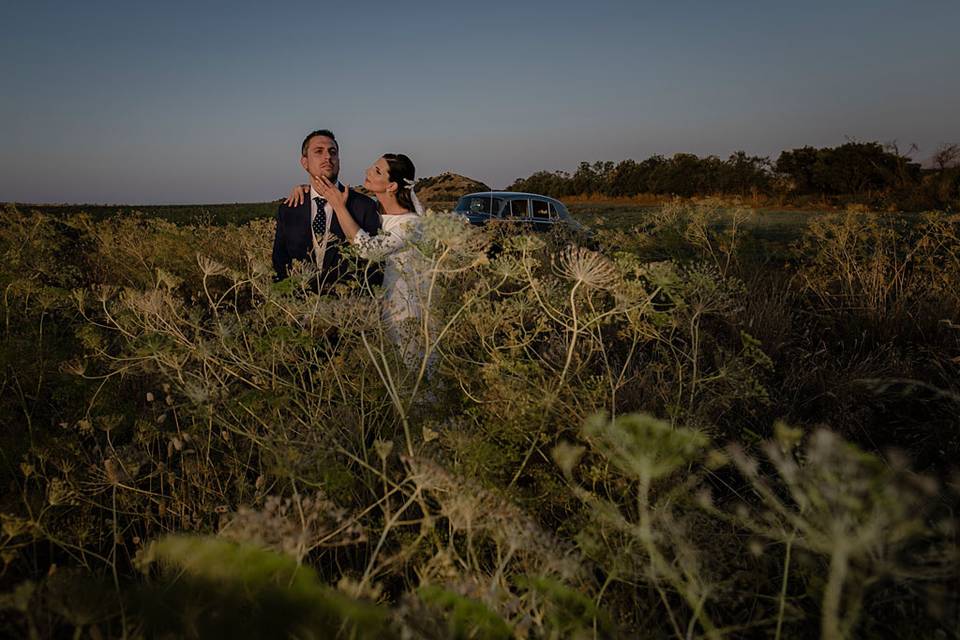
[300,135,340,183]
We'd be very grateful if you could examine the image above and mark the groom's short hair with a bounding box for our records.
[301,129,338,156]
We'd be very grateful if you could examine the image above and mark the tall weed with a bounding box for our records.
[0,204,957,637]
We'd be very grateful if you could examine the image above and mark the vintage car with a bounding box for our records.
[453,191,588,235]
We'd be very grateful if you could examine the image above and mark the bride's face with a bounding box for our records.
[363,157,396,196]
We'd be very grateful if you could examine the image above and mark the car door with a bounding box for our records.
[507,198,531,226]
[531,198,554,232]
[504,198,531,230]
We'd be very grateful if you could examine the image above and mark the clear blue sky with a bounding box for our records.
[2,0,958,204]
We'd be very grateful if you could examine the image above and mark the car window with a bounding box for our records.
[549,202,570,219]
[457,196,502,215]
[532,199,551,219]
[509,199,530,217]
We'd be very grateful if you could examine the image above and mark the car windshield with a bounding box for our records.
[455,195,503,215]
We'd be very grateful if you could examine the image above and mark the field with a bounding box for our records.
[6,201,280,226]
[10,197,883,242]
[1,200,959,638]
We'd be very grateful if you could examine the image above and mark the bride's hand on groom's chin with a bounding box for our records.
[315,175,349,208]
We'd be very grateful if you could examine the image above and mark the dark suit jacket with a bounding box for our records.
[272,190,384,292]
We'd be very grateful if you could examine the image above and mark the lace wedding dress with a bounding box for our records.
[352,213,426,364]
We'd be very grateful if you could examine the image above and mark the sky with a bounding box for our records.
[1,0,958,204]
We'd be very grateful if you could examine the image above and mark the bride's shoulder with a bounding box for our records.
[384,212,420,226]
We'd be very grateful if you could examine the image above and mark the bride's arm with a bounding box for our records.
[283,183,309,207]
[314,176,415,259]
[352,224,408,260]
[314,176,362,240]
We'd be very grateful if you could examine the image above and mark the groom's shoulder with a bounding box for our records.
[276,198,305,217]
[348,190,377,212]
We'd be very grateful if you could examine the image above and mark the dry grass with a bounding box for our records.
[0,202,957,638]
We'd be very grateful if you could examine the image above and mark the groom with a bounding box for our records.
[272,129,382,292]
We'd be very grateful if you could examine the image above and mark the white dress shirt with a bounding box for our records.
[309,185,336,270]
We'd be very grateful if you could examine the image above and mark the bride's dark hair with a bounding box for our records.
[383,153,416,212]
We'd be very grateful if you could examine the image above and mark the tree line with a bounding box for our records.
[508,141,960,210]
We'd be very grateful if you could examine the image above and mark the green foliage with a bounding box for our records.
[417,585,512,640]
[507,140,960,210]
[518,575,613,637]
[723,429,947,640]
[136,535,390,639]
[775,142,920,196]
[0,203,957,638]
[582,412,708,480]
[509,152,772,199]
[12,201,278,225]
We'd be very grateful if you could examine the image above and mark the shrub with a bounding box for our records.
[0,203,957,637]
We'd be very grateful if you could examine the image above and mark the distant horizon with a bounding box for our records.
[2,137,951,207]
[3,1,958,205]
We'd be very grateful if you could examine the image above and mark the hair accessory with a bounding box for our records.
[404,178,424,215]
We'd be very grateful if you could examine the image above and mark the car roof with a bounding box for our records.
[459,191,565,203]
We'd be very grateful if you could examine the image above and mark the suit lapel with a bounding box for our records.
[321,199,342,272]
[329,206,344,240]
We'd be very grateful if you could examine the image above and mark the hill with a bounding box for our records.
[414,172,490,209]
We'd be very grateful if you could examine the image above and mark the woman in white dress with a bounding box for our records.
[287,154,426,364]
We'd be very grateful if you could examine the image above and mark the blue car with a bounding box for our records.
[453,191,589,235]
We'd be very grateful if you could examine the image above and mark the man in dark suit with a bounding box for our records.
[272,129,383,292]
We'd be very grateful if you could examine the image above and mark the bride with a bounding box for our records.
[286,153,426,364]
